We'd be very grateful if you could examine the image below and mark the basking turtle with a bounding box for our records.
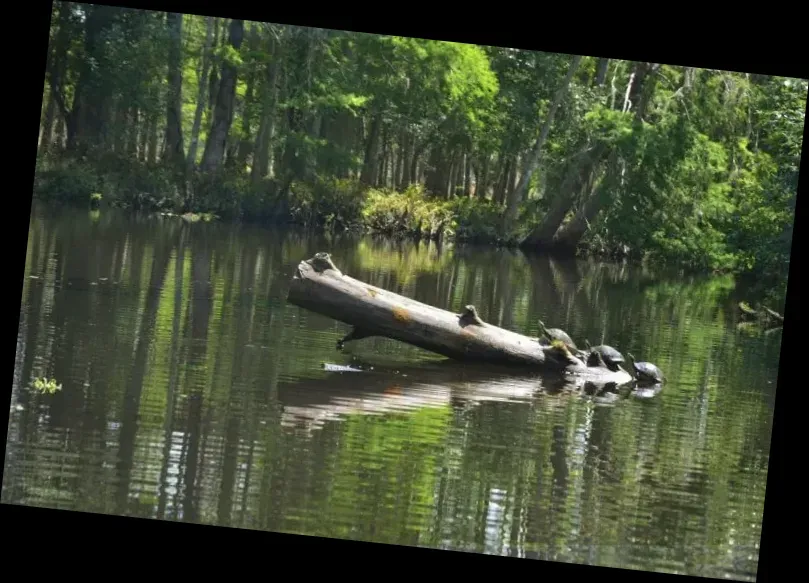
[627,353,665,384]
[584,339,626,370]
[537,320,578,352]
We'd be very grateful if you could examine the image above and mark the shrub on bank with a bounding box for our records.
[288,176,366,231]
[35,158,100,205]
[362,184,454,239]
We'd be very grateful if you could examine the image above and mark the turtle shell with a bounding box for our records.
[591,344,625,366]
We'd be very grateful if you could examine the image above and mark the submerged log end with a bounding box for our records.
[459,305,485,327]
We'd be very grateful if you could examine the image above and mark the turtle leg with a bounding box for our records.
[336,326,373,350]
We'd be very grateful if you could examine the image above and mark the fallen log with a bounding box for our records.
[287,252,559,367]
[286,253,633,387]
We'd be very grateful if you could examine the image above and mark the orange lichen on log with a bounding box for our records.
[392,306,410,323]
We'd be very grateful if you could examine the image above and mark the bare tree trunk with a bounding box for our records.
[409,143,423,186]
[521,142,608,248]
[494,156,510,204]
[251,34,280,183]
[187,16,214,169]
[464,152,472,197]
[360,113,383,186]
[147,112,159,165]
[552,151,618,249]
[39,1,72,155]
[163,12,185,170]
[595,58,610,86]
[399,133,413,189]
[235,24,260,169]
[377,124,389,188]
[394,129,405,189]
[201,19,245,172]
[425,145,447,196]
[503,55,582,232]
[208,19,221,113]
[126,107,139,157]
[40,93,57,154]
[66,4,117,153]
[111,100,127,153]
[138,113,149,161]
[477,154,490,199]
[446,150,459,198]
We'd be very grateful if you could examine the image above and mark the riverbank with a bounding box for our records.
[31,154,792,293]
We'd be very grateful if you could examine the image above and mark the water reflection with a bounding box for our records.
[4,203,779,581]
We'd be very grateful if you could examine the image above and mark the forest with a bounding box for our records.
[34,2,805,287]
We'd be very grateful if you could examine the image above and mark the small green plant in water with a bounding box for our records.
[32,377,62,394]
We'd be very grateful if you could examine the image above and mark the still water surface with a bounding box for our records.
[4,203,779,580]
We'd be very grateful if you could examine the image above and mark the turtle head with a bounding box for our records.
[550,339,569,354]
[584,338,592,349]
[538,320,549,336]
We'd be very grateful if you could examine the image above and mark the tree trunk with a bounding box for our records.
[464,152,472,197]
[409,143,423,186]
[595,58,610,86]
[139,113,149,161]
[67,4,117,153]
[251,35,280,184]
[201,19,245,173]
[186,16,214,169]
[477,154,490,199]
[360,113,383,186]
[503,55,582,232]
[446,150,458,199]
[521,142,609,248]
[394,129,406,189]
[494,156,510,204]
[111,99,127,153]
[377,123,389,188]
[236,24,260,169]
[208,19,221,113]
[400,133,413,189]
[147,112,159,165]
[40,1,72,155]
[552,151,619,249]
[126,107,139,157]
[39,92,57,155]
[163,12,185,170]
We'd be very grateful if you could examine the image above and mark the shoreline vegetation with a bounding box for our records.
[34,4,803,295]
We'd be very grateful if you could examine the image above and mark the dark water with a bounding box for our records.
[4,203,780,580]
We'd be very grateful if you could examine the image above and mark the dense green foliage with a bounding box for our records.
[35,2,804,282]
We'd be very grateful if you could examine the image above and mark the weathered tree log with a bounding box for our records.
[287,252,558,367]
[287,253,634,391]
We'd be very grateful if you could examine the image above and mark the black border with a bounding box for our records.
[5,1,804,580]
